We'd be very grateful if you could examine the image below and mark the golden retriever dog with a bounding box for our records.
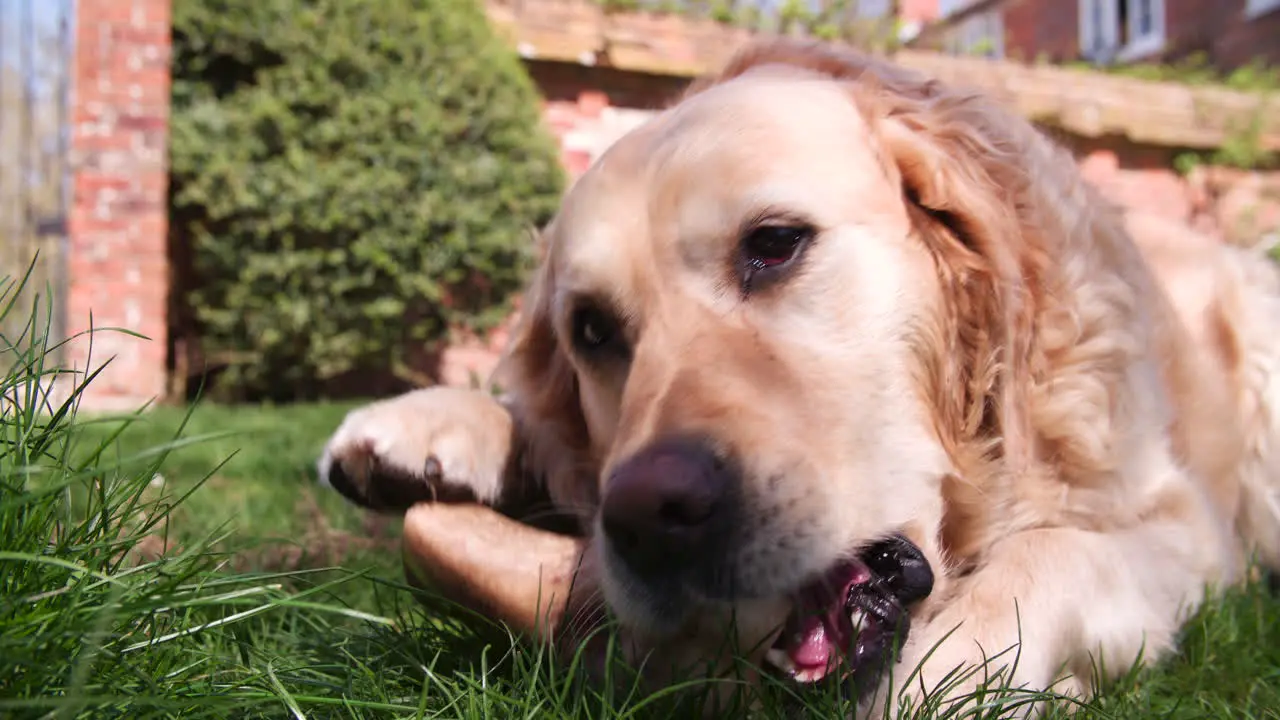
[317,40,1280,716]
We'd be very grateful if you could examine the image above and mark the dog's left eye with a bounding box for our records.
[743,226,810,268]
[570,304,629,361]
[739,224,814,293]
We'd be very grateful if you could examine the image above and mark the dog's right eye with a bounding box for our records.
[737,222,816,295]
[571,305,628,360]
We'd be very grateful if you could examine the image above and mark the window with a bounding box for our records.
[938,0,977,17]
[855,0,893,17]
[1245,0,1280,18]
[943,10,1005,59]
[1079,0,1165,63]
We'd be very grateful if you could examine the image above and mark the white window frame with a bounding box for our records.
[854,0,893,18]
[1246,0,1280,19]
[966,12,1005,59]
[940,10,1005,59]
[938,0,976,18]
[1079,0,1119,61]
[1079,0,1165,63]
[1116,0,1166,61]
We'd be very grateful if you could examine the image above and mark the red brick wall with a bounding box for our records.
[901,0,941,23]
[998,0,1280,70]
[1003,0,1078,63]
[1202,1,1280,69]
[1165,0,1215,60]
[1065,134,1280,244]
[63,0,172,411]
[528,61,687,177]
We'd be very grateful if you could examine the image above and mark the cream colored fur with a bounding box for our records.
[318,40,1280,717]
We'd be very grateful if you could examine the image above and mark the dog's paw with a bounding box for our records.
[317,386,515,512]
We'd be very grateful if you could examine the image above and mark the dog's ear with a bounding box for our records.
[874,90,1044,473]
[494,236,600,528]
[874,91,1053,566]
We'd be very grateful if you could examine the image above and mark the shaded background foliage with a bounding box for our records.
[168,0,565,402]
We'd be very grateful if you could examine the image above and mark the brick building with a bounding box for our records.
[912,0,1280,70]
[21,0,1280,408]
[47,0,171,411]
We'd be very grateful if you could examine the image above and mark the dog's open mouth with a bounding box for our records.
[764,535,934,689]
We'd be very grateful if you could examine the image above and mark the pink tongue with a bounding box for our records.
[791,616,833,669]
[781,558,870,677]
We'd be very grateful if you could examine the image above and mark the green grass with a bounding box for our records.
[68,399,398,614]
[1,261,1278,719]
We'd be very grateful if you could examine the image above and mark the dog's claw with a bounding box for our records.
[423,455,443,483]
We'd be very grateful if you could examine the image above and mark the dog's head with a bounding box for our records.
[497,40,1061,685]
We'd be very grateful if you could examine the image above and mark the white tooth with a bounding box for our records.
[765,648,797,675]
[794,668,824,683]
[849,608,869,634]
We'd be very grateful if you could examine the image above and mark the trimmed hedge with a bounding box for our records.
[168,0,565,400]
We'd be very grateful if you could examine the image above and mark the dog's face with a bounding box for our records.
[563,75,949,566]
[503,46,1034,685]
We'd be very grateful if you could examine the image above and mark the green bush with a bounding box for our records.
[169,0,565,400]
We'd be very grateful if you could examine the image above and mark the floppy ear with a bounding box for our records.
[874,97,1043,473]
[493,237,601,530]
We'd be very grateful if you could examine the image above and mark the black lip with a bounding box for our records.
[766,533,933,696]
[841,572,910,696]
[844,534,934,695]
[860,534,935,606]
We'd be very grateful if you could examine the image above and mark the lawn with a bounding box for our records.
[2,280,1279,719]
[68,400,400,614]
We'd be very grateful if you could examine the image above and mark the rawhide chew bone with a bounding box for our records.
[401,502,592,642]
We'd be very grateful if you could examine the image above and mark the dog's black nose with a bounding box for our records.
[601,436,734,577]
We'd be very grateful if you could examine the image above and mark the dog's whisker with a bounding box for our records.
[562,596,610,644]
